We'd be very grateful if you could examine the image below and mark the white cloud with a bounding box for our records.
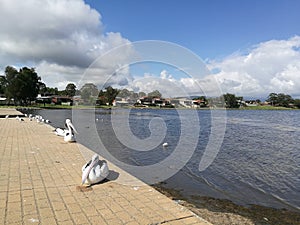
[1,0,300,98]
[0,0,132,89]
[122,37,300,99]
[207,36,300,98]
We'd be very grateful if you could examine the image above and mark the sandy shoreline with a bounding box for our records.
[153,184,300,225]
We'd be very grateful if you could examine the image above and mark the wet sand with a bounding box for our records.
[153,184,300,225]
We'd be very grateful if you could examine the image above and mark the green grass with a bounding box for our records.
[239,105,295,110]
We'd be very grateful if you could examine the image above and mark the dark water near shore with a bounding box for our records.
[21,108,300,211]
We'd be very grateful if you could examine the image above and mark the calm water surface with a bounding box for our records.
[22,108,300,211]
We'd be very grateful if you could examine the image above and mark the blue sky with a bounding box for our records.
[1,0,300,98]
[86,0,300,59]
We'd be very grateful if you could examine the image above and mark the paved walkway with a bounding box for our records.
[0,109,210,225]
[0,108,24,118]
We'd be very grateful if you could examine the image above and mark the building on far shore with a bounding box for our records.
[36,95,73,106]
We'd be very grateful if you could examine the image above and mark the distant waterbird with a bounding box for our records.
[162,142,169,147]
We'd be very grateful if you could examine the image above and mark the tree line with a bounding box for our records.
[1,65,300,108]
[221,92,300,108]
[0,66,163,106]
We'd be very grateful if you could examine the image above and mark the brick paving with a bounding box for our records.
[0,108,23,118]
[0,109,210,225]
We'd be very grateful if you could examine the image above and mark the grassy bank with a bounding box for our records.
[239,105,295,110]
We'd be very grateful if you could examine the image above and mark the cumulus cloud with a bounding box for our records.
[207,36,300,98]
[0,0,133,89]
[1,0,299,98]
[122,37,300,99]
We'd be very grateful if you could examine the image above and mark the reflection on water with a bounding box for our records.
[21,108,300,211]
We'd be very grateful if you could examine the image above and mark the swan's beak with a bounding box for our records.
[68,121,78,134]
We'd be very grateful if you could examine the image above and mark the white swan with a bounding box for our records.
[64,119,78,142]
[54,119,78,142]
[81,154,109,185]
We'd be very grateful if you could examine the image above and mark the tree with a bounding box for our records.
[80,83,98,97]
[65,83,76,97]
[4,66,18,103]
[138,91,146,98]
[267,93,278,106]
[267,92,293,107]
[38,82,47,96]
[223,93,240,108]
[148,90,162,98]
[45,87,59,96]
[80,83,99,104]
[118,88,130,98]
[19,67,41,104]
[294,99,300,109]
[277,93,293,107]
[81,88,92,103]
[4,66,41,105]
[0,75,6,95]
[98,86,119,105]
[105,86,119,105]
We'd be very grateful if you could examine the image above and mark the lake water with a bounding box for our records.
[21,108,300,211]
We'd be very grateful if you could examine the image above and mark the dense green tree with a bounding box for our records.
[45,87,59,96]
[294,99,300,109]
[65,83,76,97]
[4,66,18,103]
[0,75,6,95]
[267,93,278,106]
[18,67,41,104]
[105,86,120,105]
[58,90,67,96]
[4,66,40,105]
[38,82,47,96]
[223,93,240,108]
[277,93,293,107]
[267,92,293,107]
[98,86,119,105]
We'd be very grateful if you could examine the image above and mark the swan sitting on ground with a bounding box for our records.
[81,154,109,185]
[54,119,78,142]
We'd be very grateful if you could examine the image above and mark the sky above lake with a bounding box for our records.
[1,0,300,98]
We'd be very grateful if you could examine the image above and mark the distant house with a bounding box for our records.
[137,96,154,106]
[51,96,73,105]
[136,96,172,107]
[113,97,131,107]
[36,95,73,105]
[36,95,52,104]
[244,100,258,107]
